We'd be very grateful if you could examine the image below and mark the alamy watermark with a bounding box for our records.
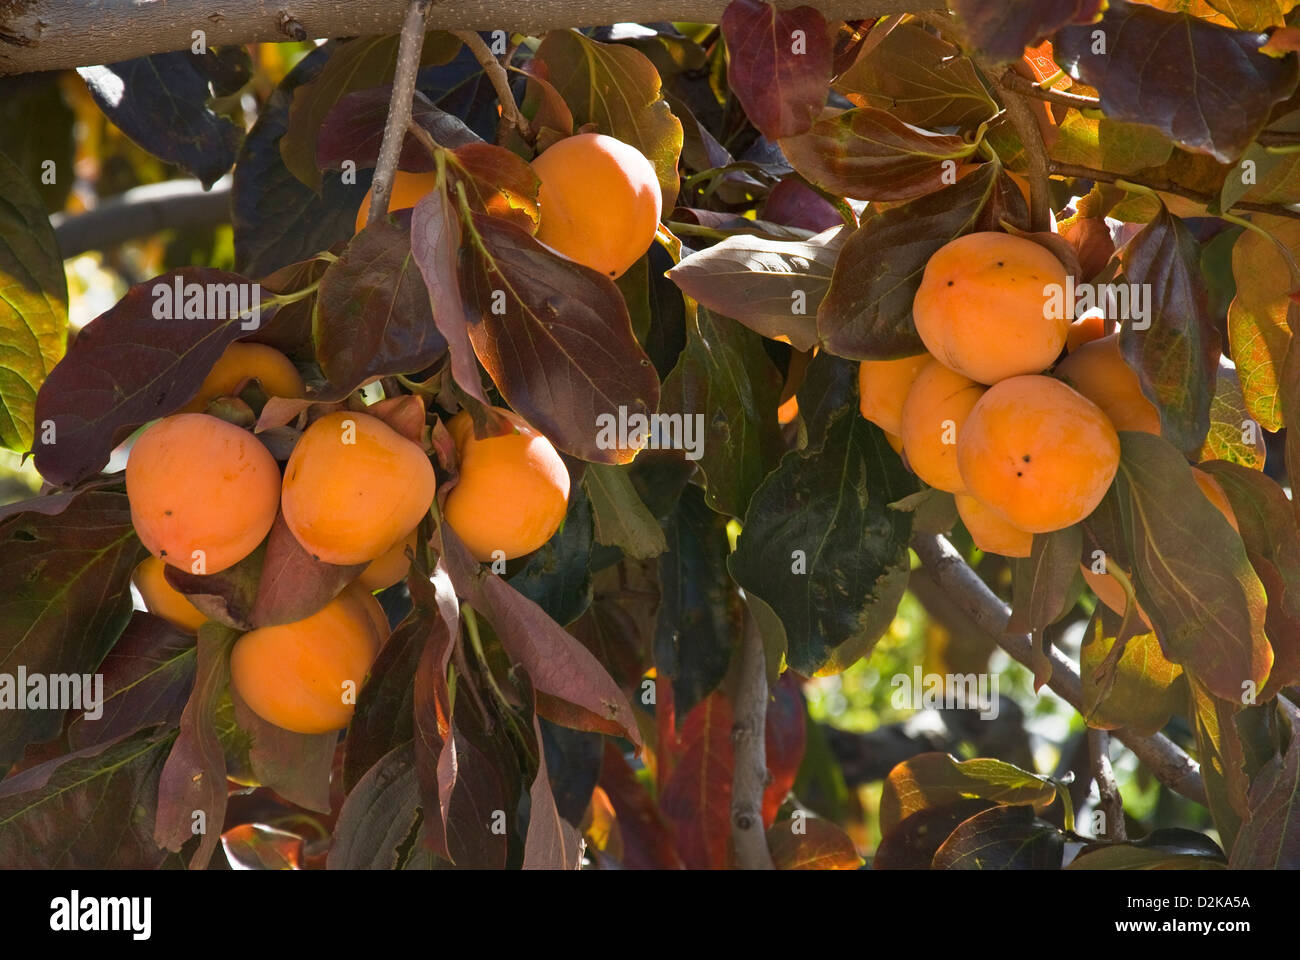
[595,407,706,461]
[0,668,103,720]
[1043,276,1151,329]
[152,276,261,330]
[891,667,999,720]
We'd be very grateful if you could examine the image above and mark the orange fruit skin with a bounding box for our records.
[1081,563,1154,631]
[132,556,208,633]
[955,493,1033,558]
[444,408,571,562]
[181,342,305,415]
[342,580,391,645]
[1191,467,1239,533]
[884,430,904,455]
[354,170,441,234]
[956,374,1120,533]
[357,528,418,591]
[531,133,662,279]
[898,359,986,493]
[857,353,930,436]
[912,232,1069,384]
[1065,312,1107,352]
[127,414,281,574]
[281,411,436,566]
[230,589,381,734]
[1053,333,1160,435]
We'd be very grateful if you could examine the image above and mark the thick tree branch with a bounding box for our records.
[367,0,431,229]
[1087,728,1126,841]
[731,607,774,870]
[911,533,1207,808]
[49,177,231,258]
[1048,160,1300,222]
[0,0,927,76]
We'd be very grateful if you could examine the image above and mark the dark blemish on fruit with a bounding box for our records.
[164,509,173,515]
[947,280,954,286]
[997,261,1004,266]
[1022,455,1031,462]
[1016,471,1023,477]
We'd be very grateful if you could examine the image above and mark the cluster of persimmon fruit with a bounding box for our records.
[125,132,663,735]
[857,230,1239,626]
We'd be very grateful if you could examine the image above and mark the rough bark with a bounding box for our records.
[0,0,928,76]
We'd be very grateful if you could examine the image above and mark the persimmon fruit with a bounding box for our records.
[912,232,1069,384]
[443,407,570,562]
[858,353,930,436]
[132,556,208,634]
[955,493,1033,558]
[898,358,986,493]
[230,588,382,734]
[956,374,1120,533]
[181,341,305,414]
[357,527,418,591]
[531,133,662,279]
[281,411,436,566]
[1053,333,1160,435]
[354,170,441,234]
[126,413,281,574]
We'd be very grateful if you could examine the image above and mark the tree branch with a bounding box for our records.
[731,606,774,870]
[452,29,527,142]
[911,532,1207,807]
[49,177,231,259]
[1087,728,1126,841]
[367,0,431,229]
[984,64,1052,232]
[1047,160,1300,222]
[0,0,928,76]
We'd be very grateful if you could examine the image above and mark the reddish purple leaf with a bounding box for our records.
[659,692,733,869]
[32,268,254,485]
[597,740,683,869]
[412,560,459,860]
[721,0,833,141]
[411,184,489,406]
[523,713,584,869]
[316,87,480,173]
[248,512,365,628]
[458,211,660,465]
[768,817,862,869]
[763,672,806,826]
[313,212,447,400]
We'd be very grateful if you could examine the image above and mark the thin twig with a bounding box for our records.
[1047,160,1300,222]
[912,533,1207,807]
[983,64,1052,232]
[1000,70,1100,112]
[730,605,775,870]
[367,0,431,229]
[453,29,529,142]
[1087,728,1127,841]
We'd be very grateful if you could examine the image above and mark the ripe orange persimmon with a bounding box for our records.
[357,527,418,590]
[1053,333,1160,435]
[858,353,930,436]
[181,342,305,414]
[955,493,1033,558]
[531,133,662,278]
[1191,467,1239,532]
[354,170,441,234]
[281,411,436,566]
[342,580,391,645]
[230,589,382,734]
[1065,311,1107,352]
[127,413,281,574]
[956,375,1119,533]
[443,407,570,562]
[912,232,1069,384]
[1081,562,1153,631]
[898,359,986,493]
[132,556,208,633]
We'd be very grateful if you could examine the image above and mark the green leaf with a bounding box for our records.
[1226,213,1299,432]
[584,463,667,559]
[1119,206,1219,455]
[1197,356,1269,468]
[0,149,67,453]
[1007,526,1083,634]
[0,490,141,768]
[931,804,1065,869]
[1049,109,1176,175]
[879,753,1057,835]
[729,411,916,677]
[1080,607,1184,736]
[1107,432,1270,701]
[832,22,997,130]
[659,306,784,517]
